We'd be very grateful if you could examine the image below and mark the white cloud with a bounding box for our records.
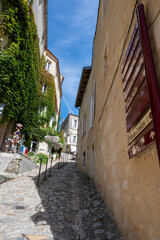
[53,0,99,48]
[72,0,99,27]
[62,64,82,98]
[62,96,75,114]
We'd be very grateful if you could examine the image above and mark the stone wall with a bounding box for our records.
[77,0,160,239]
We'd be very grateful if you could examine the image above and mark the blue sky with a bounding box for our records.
[48,0,99,125]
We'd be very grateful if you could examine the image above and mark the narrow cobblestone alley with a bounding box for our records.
[0,161,123,240]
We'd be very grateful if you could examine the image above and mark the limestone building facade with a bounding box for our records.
[75,0,160,239]
[44,48,64,130]
[61,113,79,154]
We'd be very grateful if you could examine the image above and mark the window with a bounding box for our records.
[44,106,47,114]
[90,96,93,128]
[42,84,47,93]
[49,116,55,128]
[82,151,86,167]
[46,61,51,71]
[90,81,96,128]
[90,145,94,175]
[72,135,76,143]
[93,80,96,118]
[73,119,77,128]
[82,117,86,135]
[103,0,108,17]
[87,147,89,162]
[40,106,47,116]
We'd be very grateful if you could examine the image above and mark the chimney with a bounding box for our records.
[68,111,70,114]
[62,118,64,122]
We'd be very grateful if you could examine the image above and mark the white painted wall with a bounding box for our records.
[61,114,79,153]
[32,0,45,55]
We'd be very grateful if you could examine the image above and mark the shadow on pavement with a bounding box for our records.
[30,157,122,240]
[31,160,80,240]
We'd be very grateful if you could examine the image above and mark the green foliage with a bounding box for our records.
[32,126,48,141]
[58,130,65,145]
[32,55,58,142]
[39,55,57,127]
[30,0,34,6]
[0,0,40,148]
[57,108,61,131]
[35,153,48,164]
[66,144,71,152]
[27,151,35,157]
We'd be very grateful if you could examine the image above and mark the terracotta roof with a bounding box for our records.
[75,66,91,108]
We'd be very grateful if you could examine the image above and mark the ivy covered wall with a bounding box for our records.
[39,55,56,127]
[0,0,40,147]
[31,55,57,142]
[0,0,60,148]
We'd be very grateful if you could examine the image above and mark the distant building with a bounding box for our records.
[61,113,79,154]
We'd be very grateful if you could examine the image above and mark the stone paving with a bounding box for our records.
[0,160,123,240]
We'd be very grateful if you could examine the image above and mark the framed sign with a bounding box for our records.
[122,4,160,160]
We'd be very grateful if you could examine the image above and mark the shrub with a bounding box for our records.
[35,153,48,164]
[27,151,35,157]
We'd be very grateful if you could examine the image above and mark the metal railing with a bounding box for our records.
[37,154,69,186]
[58,153,69,169]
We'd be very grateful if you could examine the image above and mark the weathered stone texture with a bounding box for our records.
[77,0,160,239]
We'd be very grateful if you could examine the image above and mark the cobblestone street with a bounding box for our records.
[0,161,122,240]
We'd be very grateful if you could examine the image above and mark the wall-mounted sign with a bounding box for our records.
[128,108,152,144]
[122,4,160,160]
[128,128,155,158]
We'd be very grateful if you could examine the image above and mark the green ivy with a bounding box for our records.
[0,0,40,147]
[58,130,65,144]
[39,54,57,127]
[32,126,48,141]
[31,55,58,142]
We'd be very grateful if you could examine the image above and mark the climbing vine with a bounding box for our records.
[0,0,40,147]
[39,54,57,127]
[32,55,57,141]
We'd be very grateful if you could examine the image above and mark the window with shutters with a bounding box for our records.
[82,116,86,135]
[103,0,108,18]
[72,135,76,143]
[90,81,96,128]
[42,83,47,93]
[90,145,94,175]
[46,61,51,71]
[82,151,86,167]
[73,119,77,128]
[90,96,93,128]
